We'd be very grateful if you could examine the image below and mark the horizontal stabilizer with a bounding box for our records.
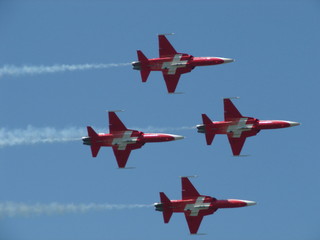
[90,144,101,158]
[202,114,213,125]
[140,69,150,82]
[160,192,171,204]
[159,192,173,223]
[201,114,215,145]
[86,127,101,157]
[136,51,150,82]
[137,50,149,63]
[87,126,99,139]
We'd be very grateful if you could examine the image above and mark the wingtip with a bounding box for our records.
[107,110,125,113]
[190,233,207,236]
[168,92,184,94]
[158,33,175,36]
[223,96,240,100]
[179,175,198,179]
[233,154,250,157]
[117,166,136,170]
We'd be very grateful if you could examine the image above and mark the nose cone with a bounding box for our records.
[243,200,257,206]
[171,134,184,140]
[220,57,234,64]
[287,121,300,127]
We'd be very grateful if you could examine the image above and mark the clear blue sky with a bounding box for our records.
[0,0,319,239]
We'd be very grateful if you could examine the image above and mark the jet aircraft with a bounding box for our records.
[82,111,184,168]
[154,177,256,234]
[132,34,234,93]
[197,98,300,156]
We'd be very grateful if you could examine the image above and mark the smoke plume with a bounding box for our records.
[0,202,152,218]
[0,126,85,147]
[0,63,130,78]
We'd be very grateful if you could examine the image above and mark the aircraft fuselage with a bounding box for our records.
[82,132,184,147]
[155,196,255,215]
[197,119,300,137]
[132,54,233,74]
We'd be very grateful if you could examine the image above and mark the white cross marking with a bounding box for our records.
[162,54,188,75]
[112,131,137,150]
[227,118,253,138]
[184,197,211,216]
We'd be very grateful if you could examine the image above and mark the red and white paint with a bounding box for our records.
[154,177,256,234]
[132,34,234,93]
[197,98,300,155]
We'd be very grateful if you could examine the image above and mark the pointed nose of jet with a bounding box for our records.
[220,57,234,64]
[243,200,257,206]
[171,134,184,140]
[286,121,300,127]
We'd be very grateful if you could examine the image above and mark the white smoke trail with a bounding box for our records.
[0,63,131,78]
[0,126,85,147]
[0,125,195,147]
[0,202,152,218]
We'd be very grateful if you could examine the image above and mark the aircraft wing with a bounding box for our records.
[182,177,200,200]
[162,72,181,93]
[184,214,204,234]
[227,135,247,156]
[112,147,132,168]
[109,112,127,133]
[159,34,177,58]
[224,98,243,121]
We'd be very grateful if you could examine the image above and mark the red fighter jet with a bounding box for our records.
[154,177,256,234]
[197,98,300,156]
[82,111,184,168]
[132,34,234,93]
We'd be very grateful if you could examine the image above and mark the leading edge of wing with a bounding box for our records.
[109,111,128,133]
[227,135,247,156]
[112,147,132,168]
[224,98,243,121]
[184,214,204,235]
[162,73,181,93]
[181,177,200,200]
[159,34,177,58]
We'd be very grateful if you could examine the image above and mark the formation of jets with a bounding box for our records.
[80,34,300,234]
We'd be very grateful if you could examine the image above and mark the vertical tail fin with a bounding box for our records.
[137,50,150,82]
[160,192,173,223]
[202,114,216,145]
[87,126,101,157]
